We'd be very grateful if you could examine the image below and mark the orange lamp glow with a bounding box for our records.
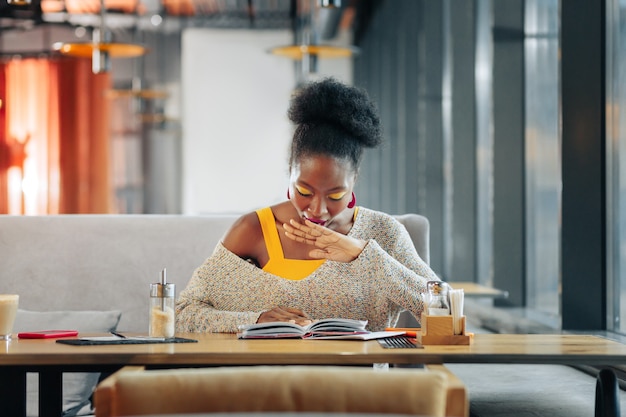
[269,44,358,59]
[53,42,147,58]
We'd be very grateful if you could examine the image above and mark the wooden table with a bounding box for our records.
[2,333,626,417]
[448,281,509,299]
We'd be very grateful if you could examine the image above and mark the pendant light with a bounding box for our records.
[268,0,357,85]
[270,44,356,59]
[53,0,147,74]
[105,7,169,125]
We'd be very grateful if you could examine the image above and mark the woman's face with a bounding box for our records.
[288,155,356,228]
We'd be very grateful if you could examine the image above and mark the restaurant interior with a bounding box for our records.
[1,0,626,416]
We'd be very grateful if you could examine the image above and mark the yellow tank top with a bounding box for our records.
[256,207,325,280]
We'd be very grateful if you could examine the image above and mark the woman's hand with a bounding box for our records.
[257,306,312,326]
[283,219,367,262]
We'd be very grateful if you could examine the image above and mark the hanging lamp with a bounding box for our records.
[269,44,357,59]
[268,0,357,84]
[105,89,169,99]
[105,9,169,125]
[53,0,147,74]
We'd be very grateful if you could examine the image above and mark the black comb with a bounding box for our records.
[378,336,423,349]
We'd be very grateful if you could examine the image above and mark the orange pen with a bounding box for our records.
[385,327,419,338]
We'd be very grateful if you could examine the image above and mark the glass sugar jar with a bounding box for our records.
[149,269,176,338]
[426,280,450,316]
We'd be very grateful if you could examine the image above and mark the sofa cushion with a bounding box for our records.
[13,309,122,417]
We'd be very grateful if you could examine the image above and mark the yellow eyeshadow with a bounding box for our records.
[328,191,347,200]
[295,185,312,196]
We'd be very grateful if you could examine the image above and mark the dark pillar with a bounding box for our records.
[561,0,606,330]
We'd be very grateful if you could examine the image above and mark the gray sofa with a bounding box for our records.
[1,215,239,334]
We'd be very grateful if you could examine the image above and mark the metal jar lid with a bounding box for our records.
[427,280,448,295]
[150,282,175,298]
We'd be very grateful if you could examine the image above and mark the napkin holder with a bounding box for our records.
[419,314,473,345]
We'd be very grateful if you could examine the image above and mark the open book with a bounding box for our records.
[238,318,406,340]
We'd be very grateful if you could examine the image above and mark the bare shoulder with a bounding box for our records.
[221,211,264,260]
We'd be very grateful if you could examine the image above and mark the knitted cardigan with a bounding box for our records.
[175,207,439,333]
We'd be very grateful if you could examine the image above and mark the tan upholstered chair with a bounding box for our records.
[94,365,459,417]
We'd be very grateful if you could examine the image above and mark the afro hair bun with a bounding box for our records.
[288,78,382,148]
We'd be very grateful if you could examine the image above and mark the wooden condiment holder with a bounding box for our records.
[419,313,473,345]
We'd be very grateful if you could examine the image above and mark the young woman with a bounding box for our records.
[176,78,439,333]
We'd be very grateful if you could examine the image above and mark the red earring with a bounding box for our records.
[347,192,356,209]
[287,189,291,199]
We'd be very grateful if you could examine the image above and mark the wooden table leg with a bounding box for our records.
[595,368,621,417]
[39,370,63,417]
[0,367,26,417]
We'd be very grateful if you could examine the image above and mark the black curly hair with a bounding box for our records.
[287,78,382,173]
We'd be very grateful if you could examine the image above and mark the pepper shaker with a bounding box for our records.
[149,268,176,338]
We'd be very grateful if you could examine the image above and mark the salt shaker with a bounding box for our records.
[149,268,176,338]
[427,280,450,316]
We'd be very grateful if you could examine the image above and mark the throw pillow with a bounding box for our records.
[13,309,122,417]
